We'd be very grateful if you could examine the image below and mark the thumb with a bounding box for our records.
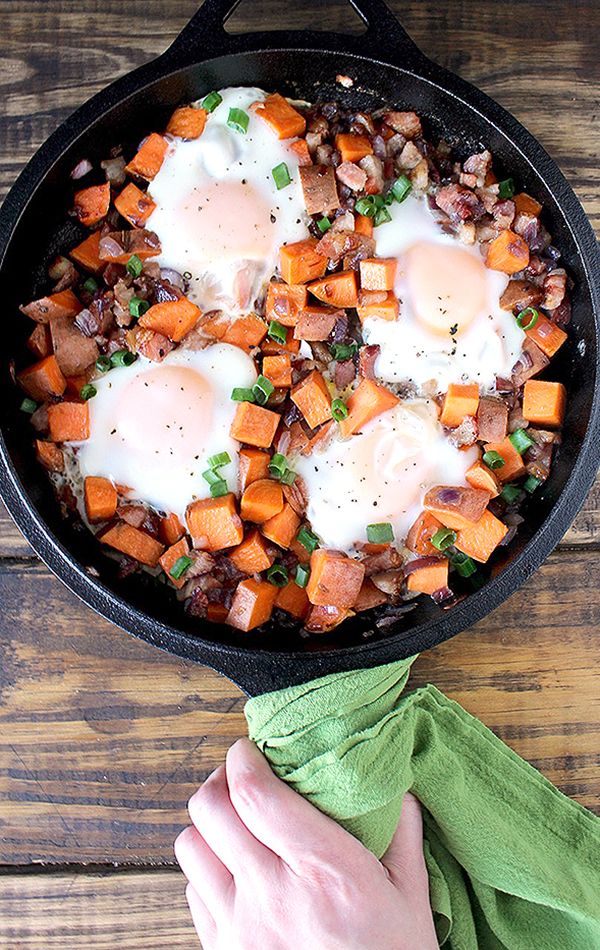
[381,792,429,889]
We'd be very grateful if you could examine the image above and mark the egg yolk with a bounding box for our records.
[115,365,213,464]
[404,240,488,336]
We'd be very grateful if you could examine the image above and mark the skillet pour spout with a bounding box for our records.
[0,0,598,697]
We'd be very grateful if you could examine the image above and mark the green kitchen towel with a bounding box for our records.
[245,659,600,949]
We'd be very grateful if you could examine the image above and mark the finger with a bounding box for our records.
[188,763,275,876]
[381,792,429,888]
[174,824,233,913]
[186,881,218,949]
[225,738,357,866]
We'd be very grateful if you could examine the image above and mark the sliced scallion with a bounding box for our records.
[252,374,274,405]
[266,563,289,587]
[317,215,332,233]
[516,307,539,330]
[20,397,37,414]
[391,174,412,203]
[297,526,319,554]
[374,205,392,227]
[210,479,229,498]
[498,177,515,199]
[450,551,478,577]
[202,468,224,487]
[202,90,223,113]
[231,387,256,403]
[366,522,394,544]
[524,475,542,494]
[129,296,150,318]
[80,383,97,401]
[207,451,231,469]
[501,483,522,504]
[227,107,249,134]
[95,355,112,374]
[331,397,349,422]
[509,428,534,454]
[354,195,379,218]
[483,450,506,470]
[280,468,297,485]
[126,254,143,278]
[272,162,291,190]
[330,341,358,361]
[431,527,457,551]
[110,349,136,368]
[83,277,98,294]
[170,555,193,580]
[268,320,288,345]
[268,453,289,478]
[294,564,310,588]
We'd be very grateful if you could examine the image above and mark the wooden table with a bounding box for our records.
[1,1,598,945]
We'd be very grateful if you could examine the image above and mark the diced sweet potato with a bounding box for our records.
[227,578,278,631]
[291,369,332,429]
[138,298,201,342]
[159,512,186,546]
[455,509,508,563]
[126,133,168,180]
[253,93,306,139]
[18,355,66,402]
[307,270,358,308]
[275,579,310,619]
[73,182,110,227]
[261,503,301,549]
[355,214,374,237]
[359,258,397,291]
[299,165,340,215]
[229,528,275,574]
[486,229,530,274]
[99,520,165,567]
[35,439,64,472]
[440,383,480,428]
[230,402,280,448]
[241,479,284,523]
[483,437,526,482]
[335,133,373,164]
[338,378,399,438]
[406,511,443,556]
[159,537,191,589]
[84,476,118,524]
[207,603,230,624]
[423,485,491,531]
[238,448,270,492]
[265,281,308,327]
[294,305,341,341]
[114,183,157,227]
[525,315,567,358]
[354,578,388,612]
[222,314,268,351]
[47,401,90,442]
[356,290,399,322]
[304,603,349,632]
[130,327,174,362]
[166,106,207,139]
[261,333,301,356]
[262,353,292,388]
[186,493,244,551]
[406,558,449,595]
[69,232,104,273]
[466,460,501,497]
[477,397,508,443]
[288,138,312,166]
[513,192,542,217]
[27,324,52,359]
[280,239,327,285]
[20,289,82,324]
[306,548,365,608]
[522,380,566,428]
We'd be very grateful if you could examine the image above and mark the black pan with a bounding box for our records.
[1,0,599,697]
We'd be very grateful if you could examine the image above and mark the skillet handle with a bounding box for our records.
[163,0,426,67]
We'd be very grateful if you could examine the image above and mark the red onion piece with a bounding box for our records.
[70,158,93,180]
[431,585,454,605]
[403,555,444,576]
[101,156,126,186]
[159,268,186,291]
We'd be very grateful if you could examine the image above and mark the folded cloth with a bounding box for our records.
[245,659,600,949]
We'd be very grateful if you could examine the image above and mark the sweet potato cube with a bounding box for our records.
[238,448,270,492]
[288,138,312,166]
[304,604,349,632]
[186,493,244,551]
[335,133,373,164]
[159,512,186,546]
[126,132,168,180]
[18,355,66,402]
[354,578,389,612]
[230,402,280,448]
[275,579,310,619]
[253,93,306,139]
[227,578,278,631]
[483,437,526,482]
[291,370,332,429]
[159,537,192,589]
[166,106,207,139]
[522,380,566,428]
[308,270,358,308]
[466,460,501,497]
[73,182,111,227]
[406,511,443,556]
[486,229,530,274]
[261,503,301,549]
[440,383,480,428]
[84,476,118,524]
[455,509,508,563]
[241,479,285,523]
[338,378,399,438]
[229,528,275,575]
[355,214,374,237]
[222,314,268,351]
[69,232,104,274]
[356,290,399,322]
[114,183,157,227]
[207,603,230,624]
[280,239,327,285]
[406,558,449,595]
[99,521,165,567]
[35,440,64,472]
[47,401,90,442]
[27,324,52,359]
[525,316,568,359]
[138,298,201,342]
[359,258,397,291]
[306,549,365,608]
[423,485,491,531]
[262,353,292,388]
[513,192,542,217]
[20,289,82,324]
[265,281,308,327]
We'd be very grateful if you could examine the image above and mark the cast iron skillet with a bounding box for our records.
[0,0,599,696]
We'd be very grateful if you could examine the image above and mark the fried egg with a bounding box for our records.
[147,87,309,315]
[295,399,478,554]
[362,195,525,392]
[76,344,256,518]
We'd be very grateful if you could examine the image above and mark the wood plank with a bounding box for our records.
[0,549,598,866]
[0,870,195,950]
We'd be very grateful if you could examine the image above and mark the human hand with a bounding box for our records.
[174,738,438,950]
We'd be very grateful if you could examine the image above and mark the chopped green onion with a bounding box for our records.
[317,215,332,233]
[268,320,288,345]
[516,307,539,330]
[207,451,231,470]
[266,563,289,587]
[202,468,225,487]
[95,355,112,374]
[110,349,136,368]
[272,162,291,190]
[374,205,392,227]
[498,177,515,199]
[509,428,534,454]
[483,450,506,470]
[330,342,358,361]
[227,107,249,134]
[252,374,274,405]
[391,174,412,203]
[431,527,457,551]
[83,277,98,294]
[129,296,150,318]
[501,483,522,504]
[524,475,542,494]
[20,397,37,414]
[451,551,478,577]
[269,453,289,478]
[231,387,256,403]
[331,398,349,422]
[280,468,297,485]
[366,522,394,544]
[169,555,193,581]
[202,90,223,113]
[297,526,319,554]
[210,479,229,498]
[80,383,97,401]
[294,564,311,588]
[355,195,379,218]
[126,254,143,277]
